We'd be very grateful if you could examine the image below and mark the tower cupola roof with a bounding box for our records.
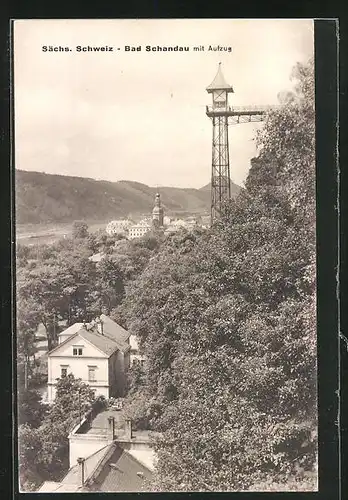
[152,192,163,214]
[206,63,234,93]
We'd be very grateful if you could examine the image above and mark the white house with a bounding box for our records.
[47,316,131,403]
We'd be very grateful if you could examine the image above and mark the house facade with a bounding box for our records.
[47,317,131,403]
[106,219,133,236]
[128,220,152,239]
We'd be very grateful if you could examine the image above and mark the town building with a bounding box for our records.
[163,215,171,225]
[47,315,131,403]
[38,413,155,492]
[106,220,133,237]
[128,220,152,239]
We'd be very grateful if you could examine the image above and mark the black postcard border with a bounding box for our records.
[0,12,343,500]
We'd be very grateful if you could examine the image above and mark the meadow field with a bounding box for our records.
[16,220,109,246]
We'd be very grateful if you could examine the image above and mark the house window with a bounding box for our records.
[88,367,96,381]
[61,366,68,377]
[73,347,83,356]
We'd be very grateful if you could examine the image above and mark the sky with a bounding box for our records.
[14,19,314,189]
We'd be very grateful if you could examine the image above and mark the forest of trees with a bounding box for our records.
[17,58,317,492]
[118,58,317,491]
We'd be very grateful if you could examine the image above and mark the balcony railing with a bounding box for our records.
[206,104,281,115]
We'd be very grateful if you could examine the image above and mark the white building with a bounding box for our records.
[106,220,133,236]
[165,217,200,234]
[128,220,152,239]
[47,315,131,403]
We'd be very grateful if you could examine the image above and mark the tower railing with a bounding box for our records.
[206,104,281,115]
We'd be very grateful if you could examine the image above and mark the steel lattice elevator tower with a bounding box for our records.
[206,63,234,223]
[206,63,272,224]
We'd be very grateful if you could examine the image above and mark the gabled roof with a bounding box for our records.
[49,316,130,357]
[64,444,113,485]
[38,443,153,493]
[59,323,84,337]
[49,327,128,358]
[206,63,234,93]
[78,329,121,357]
[99,314,131,344]
[38,444,114,492]
[87,444,153,492]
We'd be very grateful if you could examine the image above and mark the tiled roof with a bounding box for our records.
[87,444,153,492]
[39,445,114,492]
[39,443,153,493]
[64,444,113,484]
[49,318,130,357]
[78,328,120,357]
[59,323,84,337]
[99,314,131,347]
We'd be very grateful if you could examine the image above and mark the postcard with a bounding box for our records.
[12,18,338,494]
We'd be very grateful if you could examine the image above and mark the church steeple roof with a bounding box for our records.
[152,192,163,215]
[206,63,234,93]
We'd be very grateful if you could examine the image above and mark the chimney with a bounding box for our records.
[97,317,104,335]
[77,457,85,487]
[108,416,115,439]
[125,418,133,440]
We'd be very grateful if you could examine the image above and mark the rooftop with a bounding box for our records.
[51,315,131,357]
[39,443,153,493]
[58,322,84,337]
[78,408,156,443]
[206,63,234,93]
[88,444,153,492]
[81,409,124,436]
[99,314,130,343]
[79,328,123,357]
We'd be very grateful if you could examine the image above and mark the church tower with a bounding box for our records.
[152,192,164,228]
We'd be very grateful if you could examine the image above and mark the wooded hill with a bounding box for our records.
[15,170,241,224]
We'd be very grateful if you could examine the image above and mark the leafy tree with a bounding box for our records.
[16,243,31,267]
[18,424,44,490]
[18,374,97,490]
[18,387,48,428]
[72,220,89,239]
[17,299,40,356]
[17,298,41,388]
[17,251,98,349]
[91,256,125,315]
[47,373,96,427]
[122,59,317,491]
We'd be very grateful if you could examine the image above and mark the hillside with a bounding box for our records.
[15,170,241,225]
